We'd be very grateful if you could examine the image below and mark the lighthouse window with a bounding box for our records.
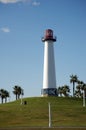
[48,31,53,36]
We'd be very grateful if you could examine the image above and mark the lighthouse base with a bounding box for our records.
[41,88,58,97]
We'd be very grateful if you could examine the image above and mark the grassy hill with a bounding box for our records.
[0,97,86,128]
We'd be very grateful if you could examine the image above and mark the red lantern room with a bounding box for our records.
[42,29,56,42]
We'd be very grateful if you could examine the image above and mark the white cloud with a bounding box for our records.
[32,1,40,6]
[0,0,40,5]
[0,0,31,4]
[1,27,10,33]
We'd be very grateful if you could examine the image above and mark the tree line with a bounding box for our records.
[57,74,86,97]
[0,74,86,104]
[0,86,24,104]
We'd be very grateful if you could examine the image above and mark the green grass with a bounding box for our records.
[0,97,86,128]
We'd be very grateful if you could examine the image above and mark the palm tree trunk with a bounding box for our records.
[5,98,7,103]
[16,94,17,100]
[73,82,75,97]
[18,94,20,99]
[2,98,4,104]
[85,90,86,98]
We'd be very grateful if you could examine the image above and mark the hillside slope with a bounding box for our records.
[0,97,86,128]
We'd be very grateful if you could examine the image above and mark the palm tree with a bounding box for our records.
[75,84,82,97]
[70,74,78,97]
[4,90,9,103]
[17,87,24,99]
[57,86,63,97]
[0,89,5,103]
[75,81,86,98]
[13,86,18,100]
[0,89,9,103]
[57,85,70,97]
[13,86,24,100]
[62,85,70,97]
[81,83,86,97]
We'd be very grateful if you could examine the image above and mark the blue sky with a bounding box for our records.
[0,0,86,101]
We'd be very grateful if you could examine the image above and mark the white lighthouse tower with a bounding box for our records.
[41,29,57,96]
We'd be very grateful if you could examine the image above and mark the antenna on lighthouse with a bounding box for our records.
[41,29,58,96]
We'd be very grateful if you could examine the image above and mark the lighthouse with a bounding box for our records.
[41,29,57,96]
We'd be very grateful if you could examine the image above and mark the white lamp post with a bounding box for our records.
[83,90,85,107]
[49,102,52,127]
